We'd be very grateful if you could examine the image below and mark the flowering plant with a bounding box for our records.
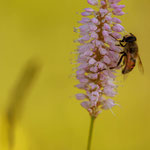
[74,0,125,149]
[75,0,125,118]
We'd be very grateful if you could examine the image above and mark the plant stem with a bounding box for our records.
[87,116,95,150]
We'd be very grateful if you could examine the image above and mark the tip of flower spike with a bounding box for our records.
[87,0,98,6]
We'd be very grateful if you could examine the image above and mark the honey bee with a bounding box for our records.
[111,33,144,74]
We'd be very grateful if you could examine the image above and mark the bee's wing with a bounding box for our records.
[137,54,144,74]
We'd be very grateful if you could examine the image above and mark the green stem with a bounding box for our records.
[87,116,95,150]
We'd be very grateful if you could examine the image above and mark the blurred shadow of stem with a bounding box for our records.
[5,59,42,150]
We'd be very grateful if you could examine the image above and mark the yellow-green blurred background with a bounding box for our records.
[0,0,149,150]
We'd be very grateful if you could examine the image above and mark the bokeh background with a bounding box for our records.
[0,0,149,150]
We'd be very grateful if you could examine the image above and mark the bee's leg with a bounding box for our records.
[117,53,126,66]
[115,41,126,47]
[109,53,126,70]
[100,53,126,71]
[119,42,126,47]
[120,51,125,54]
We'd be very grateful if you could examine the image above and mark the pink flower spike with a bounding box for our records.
[74,0,125,117]
[87,0,98,6]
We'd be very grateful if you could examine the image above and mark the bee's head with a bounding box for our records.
[122,33,137,42]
